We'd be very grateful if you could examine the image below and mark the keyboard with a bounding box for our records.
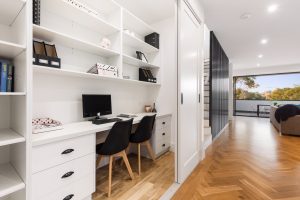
[117,114,138,118]
[92,118,122,125]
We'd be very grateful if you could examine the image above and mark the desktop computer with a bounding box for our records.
[82,94,121,125]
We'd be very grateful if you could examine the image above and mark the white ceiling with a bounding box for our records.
[114,0,175,24]
[201,0,300,70]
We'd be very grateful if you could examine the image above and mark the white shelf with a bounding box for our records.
[43,0,120,35]
[123,10,156,36]
[0,40,25,59]
[123,32,159,53]
[123,54,159,69]
[0,0,26,26]
[33,25,120,57]
[0,129,25,147]
[0,164,25,198]
[33,65,161,87]
[0,92,26,96]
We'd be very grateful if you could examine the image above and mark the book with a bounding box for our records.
[0,62,8,92]
[7,64,14,92]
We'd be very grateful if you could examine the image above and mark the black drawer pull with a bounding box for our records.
[162,122,166,125]
[63,194,74,200]
[61,171,74,179]
[162,144,166,147]
[162,133,166,136]
[61,149,74,155]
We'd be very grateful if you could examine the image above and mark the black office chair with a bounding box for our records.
[129,115,156,175]
[96,119,134,197]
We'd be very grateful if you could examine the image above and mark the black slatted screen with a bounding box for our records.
[210,32,229,139]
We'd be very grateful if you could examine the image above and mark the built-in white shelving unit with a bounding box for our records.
[123,54,159,69]
[0,129,25,147]
[0,0,30,199]
[123,32,159,53]
[0,41,26,59]
[33,65,161,86]
[0,164,25,198]
[33,25,120,57]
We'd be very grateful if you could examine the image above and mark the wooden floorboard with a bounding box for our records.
[93,151,174,200]
[172,117,300,200]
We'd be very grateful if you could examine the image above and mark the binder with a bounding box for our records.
[139,68,157,83]
[7,64,14,92]
[0,62,8,92]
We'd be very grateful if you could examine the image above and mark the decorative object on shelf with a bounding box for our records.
[139,68,157,83]
[33,0,41,25]
[0,60,14,92]
[32,118,63,134]
[136,51,148,63]
[87,63,118,78]
[100,37,111,49]
[145,32,159,49]
[145,105,152,113]
[152,103,157,113]
[33,40,61,68]
[124,29,136,37]
[63,0,101,18]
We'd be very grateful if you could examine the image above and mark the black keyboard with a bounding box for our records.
[92,118,122,125]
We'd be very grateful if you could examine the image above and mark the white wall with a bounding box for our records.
[33,74,158,124]
[234,64,300,76]
[152,16,177,150]
[204,24,210,60]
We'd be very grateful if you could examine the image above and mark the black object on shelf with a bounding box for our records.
[33,0,40,25]
[145,32,159,49]
[33,40,61,68]
[139,68,157,83]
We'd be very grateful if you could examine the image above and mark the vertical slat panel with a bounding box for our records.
[210,32,229,139]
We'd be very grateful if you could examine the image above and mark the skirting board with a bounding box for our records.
[159,183,181,200]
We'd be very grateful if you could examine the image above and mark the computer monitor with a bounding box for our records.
[82,95,112,118]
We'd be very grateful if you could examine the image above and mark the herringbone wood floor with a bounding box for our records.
[173,117,300,200]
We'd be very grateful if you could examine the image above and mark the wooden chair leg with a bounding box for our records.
[108,156,113,197]
[121,151,134,180]
[96,154,103,168]
[120,143,131,167]
[145,141,156,161]
[138,143,141,175]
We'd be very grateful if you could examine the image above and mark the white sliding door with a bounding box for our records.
[177,0,203,183]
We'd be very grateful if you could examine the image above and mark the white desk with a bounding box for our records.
[32,113,171,146]
[31,113,172,200]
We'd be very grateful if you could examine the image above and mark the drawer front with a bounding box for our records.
[155,116,171,132]
[154,137,170,155]
[34,173,95,200]
[154,127,171,143]
[32,154,95,199]
[33,134,95,173]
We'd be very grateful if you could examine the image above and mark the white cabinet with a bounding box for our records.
[32,134,96,200]
[151,115,172,157]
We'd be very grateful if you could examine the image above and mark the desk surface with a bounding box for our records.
[32,113,171,146]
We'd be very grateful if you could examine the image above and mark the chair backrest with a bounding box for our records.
[134,115,156,142]
[99,119,133,155]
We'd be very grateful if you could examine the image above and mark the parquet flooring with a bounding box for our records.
[172,117,300,200]
[93,151,174,200]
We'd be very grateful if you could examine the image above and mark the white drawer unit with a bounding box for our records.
[32,153,95,199]
[40,173,95,200]
[32,134,95,173]
[152,115,172,157]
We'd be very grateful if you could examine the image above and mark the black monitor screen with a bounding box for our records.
[82,95,112,118]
